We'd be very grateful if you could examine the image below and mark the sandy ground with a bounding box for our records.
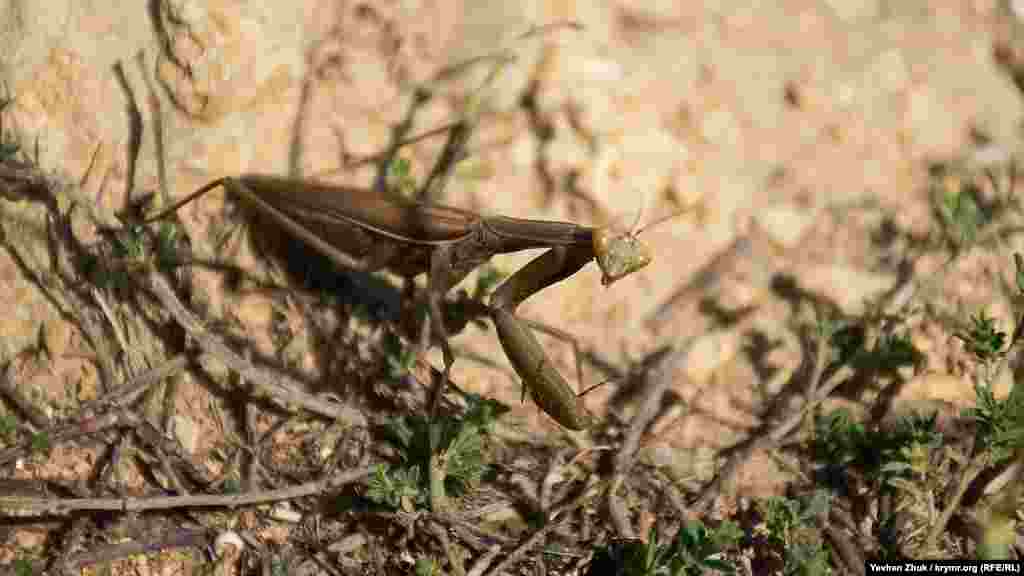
[2,0,1024,571]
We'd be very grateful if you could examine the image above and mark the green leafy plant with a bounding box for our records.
[365,463,422,512]
[820,317,864,365]
[474,263,505,298]
[0,88,20,161]
[0,411,17,444]
[964,380,1024,464]
[269,554,288,576]
[818,314,920,375]
[866,331,920,372]
[82,223,152,292]
[953,279,1024,464]
[937,188,981,247]
[153,220,182,269]
[388,156,418,198]
[28,430,51,456]
[366,395,500,511]
[955,310,1007,364]
[221,474,241,495]
[588,522,741,576]
[383,331,417,380]
[755,493,832,576]
[112,223,147,261]
[812,408,869,469]
[12,557,34,576]
[813,408,942,487]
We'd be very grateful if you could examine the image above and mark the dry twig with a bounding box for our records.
[694,329,831,511]
[485,477,606,576]
[0,465,373,516]
[144,271,365,425]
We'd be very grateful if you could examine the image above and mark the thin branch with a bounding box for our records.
[428,520,466,576]
[0,465,374,516]
[144,271,366,425]
[466,544,502,576]
[93,354,188,410]
[60,526,211,574]
[607,346,690,538]
[694,329,832,511]
[485,478,606,576]
[0,359,51,429]
[0,409,129,467]
[614,346,689,474]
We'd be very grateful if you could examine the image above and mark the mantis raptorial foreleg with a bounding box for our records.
[479,217,672,429]
[506,314,588,404]
[488,244,599,430]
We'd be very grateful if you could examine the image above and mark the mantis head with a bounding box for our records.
[591,204,695,286]
[592,229,652,286]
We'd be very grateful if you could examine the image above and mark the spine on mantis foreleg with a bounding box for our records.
[489,245,597,430]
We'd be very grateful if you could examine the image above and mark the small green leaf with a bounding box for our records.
[940,189,981,246]
[12,558,33,576]
[29,431,51,456]
[0,412,17,442]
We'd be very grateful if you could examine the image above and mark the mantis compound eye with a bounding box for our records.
[592,229,652,286]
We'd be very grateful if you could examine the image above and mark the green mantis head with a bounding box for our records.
[592,228,653,286]
[592,204,695,285]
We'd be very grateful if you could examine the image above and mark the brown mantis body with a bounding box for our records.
[145,174,654,430]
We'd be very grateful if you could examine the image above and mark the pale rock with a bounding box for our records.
[328,533,368,555]
[171,414,200,455]
[823,0,879,23]
[582,125,678,218]
[231,293,275,331]
[800,264,893,314]
[836,82,856,108]
[644,444,719,483]
[269,502,303,523]
[214,531,245,555]
[41,320,71,359]
[894,372,992,408]
[873,49,909,94]
[76,365,99,403]
[545,117,588,176]
[552,54,628,139]
[0,246,56,363]
[684,328,742,384]
[984,460,1022,497]
[701,107,739,149]
[753,203,815,248]
[509,134,535,169]
[668,153,706,209]
[581,57,625,86]
[439,0,543,112]
[972,144,1009,167]
[154,0,305,121]
[13,529,46,551]
[905,85,957,158]
[1013,0,1024,20]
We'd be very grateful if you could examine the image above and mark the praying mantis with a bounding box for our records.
[143,173,663,430]
[136,25,676,430]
